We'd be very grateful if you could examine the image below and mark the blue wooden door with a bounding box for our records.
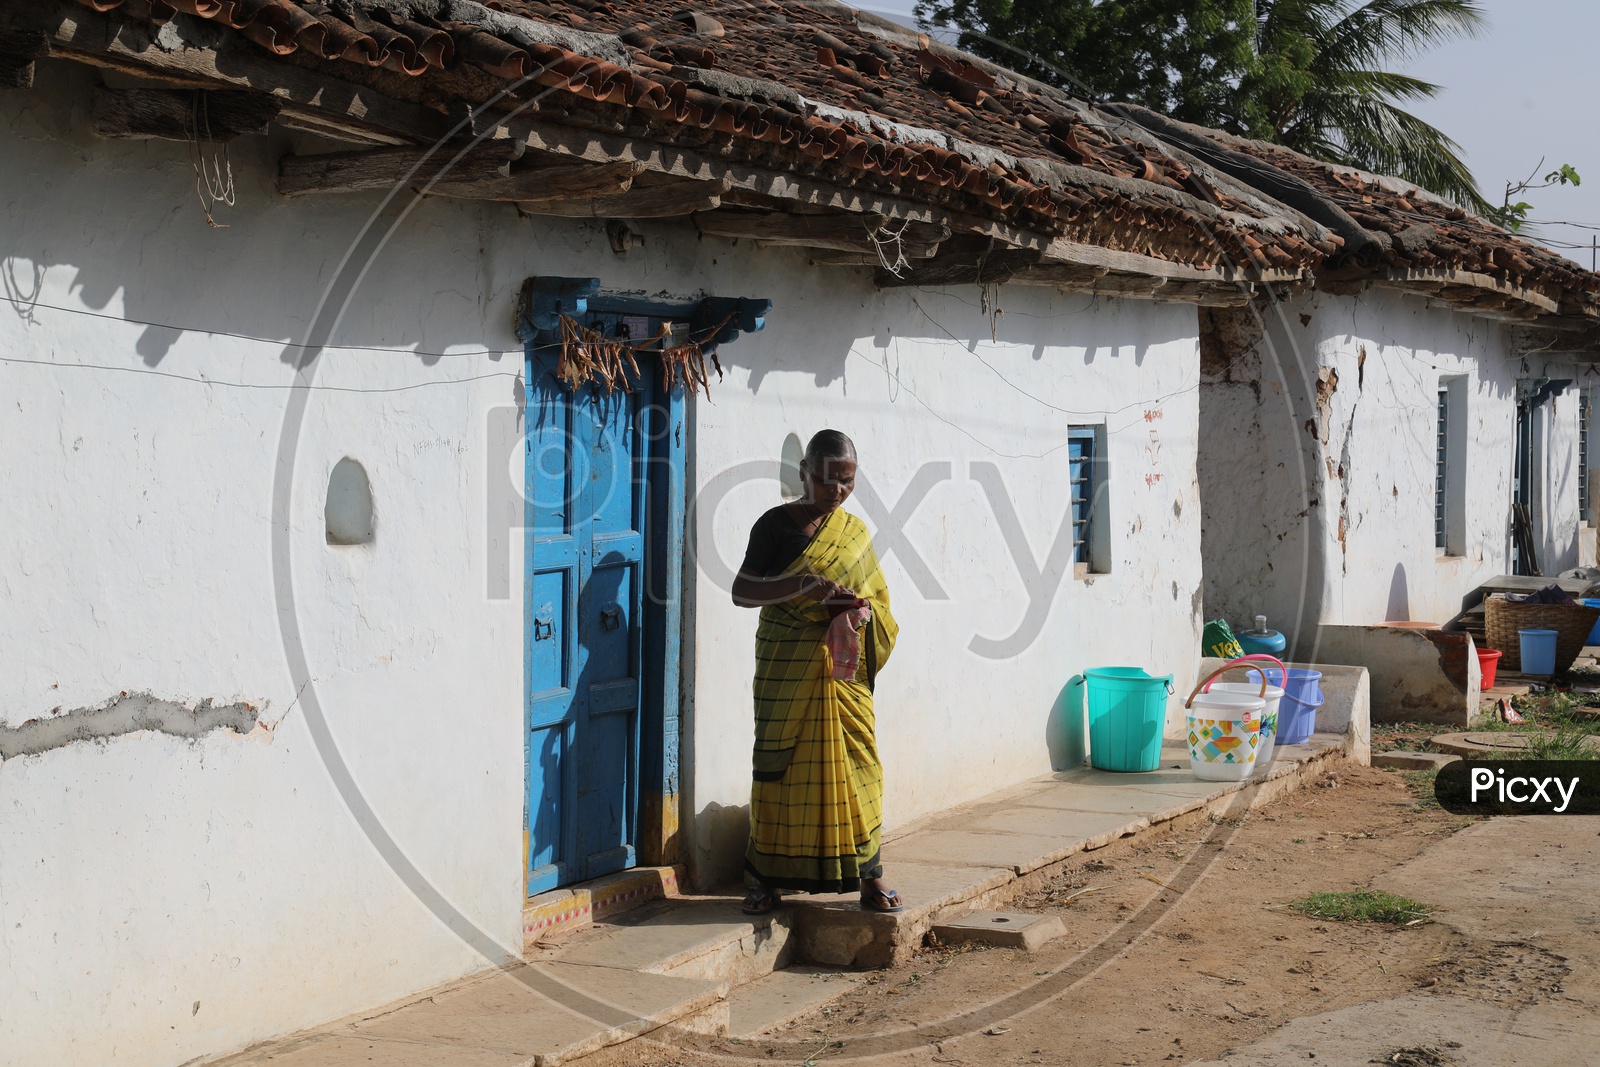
[526,350,652,894]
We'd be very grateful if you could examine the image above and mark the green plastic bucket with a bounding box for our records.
[1085,667,1174,772]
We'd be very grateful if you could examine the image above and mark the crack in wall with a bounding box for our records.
[0,691,262,760]
[1337,398,1361,572]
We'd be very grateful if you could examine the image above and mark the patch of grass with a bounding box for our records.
[1290,888,1432,925]
[1511,724,1600,761]
[1400,768,1442,809]
[1507,690,1600,733]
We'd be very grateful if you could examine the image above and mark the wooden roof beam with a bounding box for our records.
[692,210,949,258]
[91,87,279,141]
[0,25,50,89]
[279,142,526,197]
[1375,267,1562,316]
[518,174,731,217]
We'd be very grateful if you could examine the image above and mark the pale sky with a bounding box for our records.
[859,0,1600,267]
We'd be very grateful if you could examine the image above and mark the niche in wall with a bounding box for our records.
[325,458,375,545]
[780,432,804,499]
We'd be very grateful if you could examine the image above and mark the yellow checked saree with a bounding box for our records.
[746,508,898,893]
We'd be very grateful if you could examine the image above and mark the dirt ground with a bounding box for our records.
[582,764,1598,1066]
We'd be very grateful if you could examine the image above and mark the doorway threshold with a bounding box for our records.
[524,866,685,952]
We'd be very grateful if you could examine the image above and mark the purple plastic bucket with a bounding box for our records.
[1250,668,1322,744]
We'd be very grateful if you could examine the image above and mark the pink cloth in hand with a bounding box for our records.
[825,604,872,680]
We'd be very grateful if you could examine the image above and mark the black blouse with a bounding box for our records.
[740,505,818,578]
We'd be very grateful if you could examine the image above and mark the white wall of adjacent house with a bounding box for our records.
[1199,286,1586,646]
[1,64,1206,1066]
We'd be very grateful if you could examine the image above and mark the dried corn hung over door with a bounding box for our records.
[554,312,734,397]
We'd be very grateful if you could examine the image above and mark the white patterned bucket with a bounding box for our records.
[1185,690,1263,782]
[1206,682,1282,770]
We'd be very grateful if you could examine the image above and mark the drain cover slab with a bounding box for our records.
[931,910,1065,951]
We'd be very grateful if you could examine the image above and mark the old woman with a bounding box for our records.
[731,430,901,914]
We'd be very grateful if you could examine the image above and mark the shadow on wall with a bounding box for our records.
[1385,564,1410,622]
[2,61,516,380]
[708,261,1198,395]
[1043,676,1088,771]
[693,800,750,890]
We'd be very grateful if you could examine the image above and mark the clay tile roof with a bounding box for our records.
[72,0,1334,277]
[1110,105,1600,322]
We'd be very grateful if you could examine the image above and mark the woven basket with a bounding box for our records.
[1483,595,1600,673]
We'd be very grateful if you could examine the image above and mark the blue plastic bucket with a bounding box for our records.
[1253,667,1322,745]
[1582,600,1600,646]
[1085,667,1174,773]
[1519,628,1559,677]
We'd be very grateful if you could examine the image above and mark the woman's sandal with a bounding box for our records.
[859,884,904,913]
[740,887,783,915]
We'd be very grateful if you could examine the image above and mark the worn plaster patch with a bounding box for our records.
[0,692,263,760]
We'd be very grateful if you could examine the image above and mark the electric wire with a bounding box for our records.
[2,293,515,359]
[0,354,521,394]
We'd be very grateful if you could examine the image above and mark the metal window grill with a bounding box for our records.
[1436,387,1449,550]
[1581,386,1592,523]
[1068,428,1096,565]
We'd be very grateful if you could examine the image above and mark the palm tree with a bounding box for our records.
[1249,0,1488,208]
[915,0,1490,207]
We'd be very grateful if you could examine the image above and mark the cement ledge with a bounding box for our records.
[786,726,1365,968]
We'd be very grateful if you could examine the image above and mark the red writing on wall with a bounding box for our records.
[1143,408,1163,486]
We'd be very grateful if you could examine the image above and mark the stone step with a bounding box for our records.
[725,967,861,1038]
[1430,730,1600,757]
[538,897,794,986]
[1372,750,1460,771]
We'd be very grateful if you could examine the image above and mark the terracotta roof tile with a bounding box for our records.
[1111,105,1599,319]
[74,0,1331,276]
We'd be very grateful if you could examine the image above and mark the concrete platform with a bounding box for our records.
[209,665,1368,1066]
[786,729,1367,969]
[725,967,861,1037]
[210,964,727,1067]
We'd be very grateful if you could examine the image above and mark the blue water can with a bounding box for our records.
[1237,614,1287,656]
[1519,628,1559,676]
[1084,667,1174,773]
[1581,600,1600,646]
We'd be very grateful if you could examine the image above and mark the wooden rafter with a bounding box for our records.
[0,24,49,89]
[692,211,950,258]
[278,142,524,197]
[91,87,280,141]
[277,141,665,204]
[519,174,730,218]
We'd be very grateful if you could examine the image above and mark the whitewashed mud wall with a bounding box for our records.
[1199,287,1584,646]
[686,279,1206,885]
[1,62,1205,1065]
[1,65,539,1067]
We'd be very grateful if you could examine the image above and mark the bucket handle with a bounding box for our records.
[1282,686,1324,710]
[1185,661,1268,709]
[1201,654,1287,693]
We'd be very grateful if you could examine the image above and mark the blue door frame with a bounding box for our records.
[517,277,767,896]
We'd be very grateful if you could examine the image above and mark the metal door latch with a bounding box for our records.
[534,615,555,641]
[600,605,623,631]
